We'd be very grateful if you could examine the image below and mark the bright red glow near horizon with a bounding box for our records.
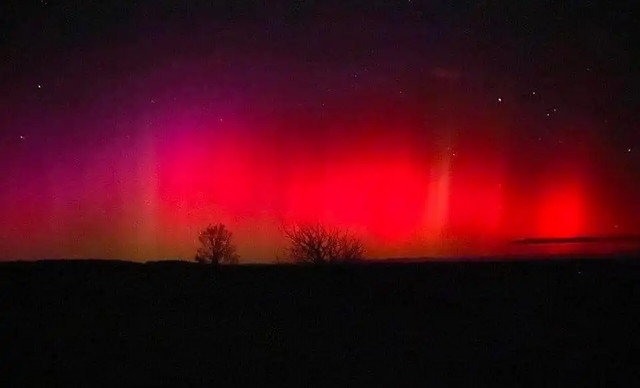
[103,112,616,261]
[537,184,587,238]
[1,7,637,262]
[0,104,636,262]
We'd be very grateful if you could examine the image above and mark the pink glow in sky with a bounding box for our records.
[0,95,634,262]
[1,7,638,262]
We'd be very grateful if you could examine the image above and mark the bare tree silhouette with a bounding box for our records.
[195,224,239,264]
[283,223,364,264]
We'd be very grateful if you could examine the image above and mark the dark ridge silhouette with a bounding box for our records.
[144,259,192,265]
[0,258,143,267]
[2,256,640,385]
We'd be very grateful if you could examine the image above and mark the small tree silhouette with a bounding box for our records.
[283,223,364,264]
[195,224,239,264]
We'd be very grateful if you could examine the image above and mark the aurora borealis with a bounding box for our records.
[1,1,638,261]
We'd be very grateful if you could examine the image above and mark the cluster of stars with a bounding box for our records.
[495,90,634,156]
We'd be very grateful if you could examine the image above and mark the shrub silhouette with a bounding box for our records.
[283,223,364,264]
[195,224,239,264]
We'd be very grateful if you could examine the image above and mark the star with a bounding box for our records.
[37,84,41,89]
[627,148,632,153]
[497,97,502,102]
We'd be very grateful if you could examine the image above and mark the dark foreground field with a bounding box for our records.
[2,258,640,386]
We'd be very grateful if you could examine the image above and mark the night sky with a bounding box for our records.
[1,0,638,261]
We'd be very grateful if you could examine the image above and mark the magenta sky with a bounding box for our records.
[1,1,638,261]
